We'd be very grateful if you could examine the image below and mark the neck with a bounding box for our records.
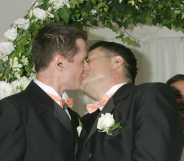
[36,70,64,94]
[84,80,124,101]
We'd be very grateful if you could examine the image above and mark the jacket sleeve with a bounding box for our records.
[0,99,26,161]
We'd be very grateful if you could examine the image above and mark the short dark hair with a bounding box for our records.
[89,41,138,84]
[32,23,87,72]
[166,74,184,85]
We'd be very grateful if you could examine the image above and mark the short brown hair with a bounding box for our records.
[89,41,138,84]
[166,74,184,85]
[32,23,87,72]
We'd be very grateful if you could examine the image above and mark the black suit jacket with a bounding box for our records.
[78,83,183,161]
[0,81,80,161]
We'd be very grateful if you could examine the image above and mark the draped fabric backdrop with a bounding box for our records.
[138,37,184,83]
[69,28,184,115]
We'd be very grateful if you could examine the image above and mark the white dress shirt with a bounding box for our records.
[99,83,127,111]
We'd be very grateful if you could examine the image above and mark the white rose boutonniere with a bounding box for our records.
[97,113,123,135]
[77,118,83,137]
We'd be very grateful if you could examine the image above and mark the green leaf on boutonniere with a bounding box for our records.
[109,121,123,133]
[78,117,83,127]
[97,113,123,135]
[77,117,83,137]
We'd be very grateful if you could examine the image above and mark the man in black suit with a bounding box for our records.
[0,23,87,161]
[77,41,183,161]
[166,74,184,130]
[166,74,184,161]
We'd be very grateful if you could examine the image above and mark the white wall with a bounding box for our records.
[0,0,33,40]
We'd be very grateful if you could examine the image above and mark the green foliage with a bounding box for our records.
[1,0,184,83]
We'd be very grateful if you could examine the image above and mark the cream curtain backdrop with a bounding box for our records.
[136,36,184,84]
[69,27,184,115]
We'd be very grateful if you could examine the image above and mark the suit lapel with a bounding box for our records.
[68,108,80,140]
[68,109,80,155]
[86,83,135,141]
[25,81,54,114]
[86,98,115,141]
[25,81,73,136]
[54,103,73,136]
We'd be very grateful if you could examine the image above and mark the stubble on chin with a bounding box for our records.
[80,74,105,93]
[79,77,88,92]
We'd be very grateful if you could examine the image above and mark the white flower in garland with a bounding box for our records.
[14,18,30,30]
[0,42,15,61]
[0,81,13,99]
[9,57,23,79]
[0,77,32,99]
[46,8,55,18]
[10,57,23,72]
[12,76,31,94]
[32,8,47,20]
[90,9,97,15]
[49,0,70,9]
[4,28,18,41]
[21,56,29,66]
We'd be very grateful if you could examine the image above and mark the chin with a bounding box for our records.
[79,84,85,92]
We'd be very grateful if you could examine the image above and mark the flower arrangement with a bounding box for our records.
[0,0,184,99]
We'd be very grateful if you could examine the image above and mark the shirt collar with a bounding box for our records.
[105,83,127,97]
[98,83,127,111]
[34,79,69,98]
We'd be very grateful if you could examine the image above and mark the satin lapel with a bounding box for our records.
[25,81,74,135]
[68,109,79,155]
[54,102,73,136]
[86,83,135,142]
[101,83,135,114]
[68,108,79,139]
[86,115,99,142]
[101,97,115,114]
[86,99,115,142]
[25,81,54,114]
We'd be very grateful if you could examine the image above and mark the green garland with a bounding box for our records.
[0,0,184,87]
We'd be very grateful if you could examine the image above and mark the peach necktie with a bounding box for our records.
[86,95,111,114]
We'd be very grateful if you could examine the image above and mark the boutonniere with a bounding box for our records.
[77,118,83,137]
[97,113,123,135]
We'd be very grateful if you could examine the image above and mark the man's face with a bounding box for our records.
[80,47,113,92]
[63,38,87,90]
[170,80,184,129]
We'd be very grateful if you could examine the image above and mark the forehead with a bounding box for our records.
[70,38,87,61]
[77,38,87,54]
[170,80,184,92]
[171,80,184,88]
[76,38,86,49]
[88,47,106,58]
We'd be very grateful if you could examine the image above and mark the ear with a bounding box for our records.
[53,55,66,71]
[111,56,123,68]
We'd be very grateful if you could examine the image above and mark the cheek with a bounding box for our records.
[85,68,106,83]
[72,64,84,77]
